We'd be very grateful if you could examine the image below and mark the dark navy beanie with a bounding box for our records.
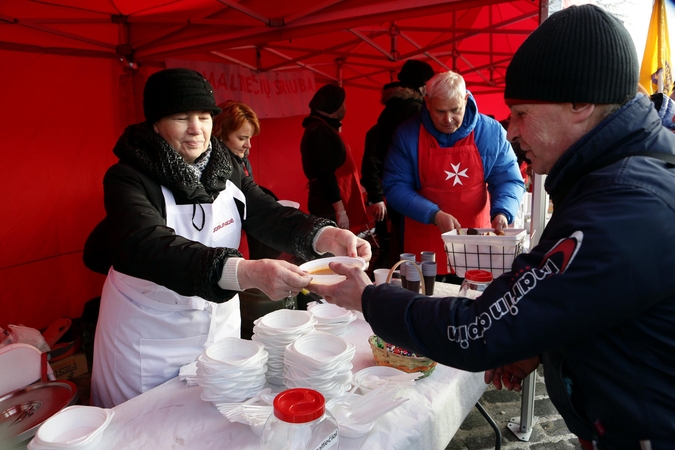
[143,68,222,123]
[504,5,638,105]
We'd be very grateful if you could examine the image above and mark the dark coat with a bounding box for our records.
[362,95,675,448]
[300,113,346,219]
[84,122,332,302]
[360,83,424,204]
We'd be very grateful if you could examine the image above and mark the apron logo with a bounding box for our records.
[445,162,469,186]
[213,218,234,233]
[447,230,583,349]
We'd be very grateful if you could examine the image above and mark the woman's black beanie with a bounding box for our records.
[143,68,222,123]
[504,5,638,105]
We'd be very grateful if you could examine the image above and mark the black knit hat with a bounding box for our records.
[309,84,346,114]
[397,60,435,88]
[143,68,222,123]
[504,5,638,106]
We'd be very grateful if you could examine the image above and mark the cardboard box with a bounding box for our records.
[50,351,89,380]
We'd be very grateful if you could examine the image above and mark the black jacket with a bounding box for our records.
[84,122,332,302]
[362,95,675,448]
[300,113,346,217]
[360,83,424,204]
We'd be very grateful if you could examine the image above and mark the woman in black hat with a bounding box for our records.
[85,68,371,408]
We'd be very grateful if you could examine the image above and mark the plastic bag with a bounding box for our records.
[0,324,51,353]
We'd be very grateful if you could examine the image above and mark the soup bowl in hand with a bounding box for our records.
[299,256,367,285]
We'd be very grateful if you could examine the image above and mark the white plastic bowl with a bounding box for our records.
[203,338,266,367]
[308,303,352,321]
[29,406,114,450]
[257,310,315,332]
[300,257,367,285]
[290,332,353,362]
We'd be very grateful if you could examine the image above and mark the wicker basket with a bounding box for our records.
[368,335,437,378]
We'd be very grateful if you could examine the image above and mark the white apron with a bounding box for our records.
[91,181,247,408]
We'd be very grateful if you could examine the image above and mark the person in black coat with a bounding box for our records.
[360,60,435,267]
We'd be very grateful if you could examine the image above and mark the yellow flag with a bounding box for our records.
[640,0,673,96]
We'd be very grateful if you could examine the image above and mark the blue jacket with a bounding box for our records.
[363,95,675,448]
[382,93,524,224]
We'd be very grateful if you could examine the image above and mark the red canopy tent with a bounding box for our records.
[0,0,543,329]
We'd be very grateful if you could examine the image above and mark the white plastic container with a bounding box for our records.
[458,270,494,300]
[258,388,339,450]
[28,405,114,450]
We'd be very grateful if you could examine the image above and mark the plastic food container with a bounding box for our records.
[258,388,339,450]
[458,270,494,299]
[28,405,114,450]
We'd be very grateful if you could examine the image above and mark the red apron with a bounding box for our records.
[404,125,490,274]
[335,146,370,234]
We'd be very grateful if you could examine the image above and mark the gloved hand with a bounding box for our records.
[336,211,350,229]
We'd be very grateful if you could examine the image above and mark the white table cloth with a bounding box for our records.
[65,283,487,449]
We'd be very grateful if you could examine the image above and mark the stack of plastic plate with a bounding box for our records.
[196,337,268,405]
[307,302,357,335]
[283,332,355,398]
[251,309,316,386]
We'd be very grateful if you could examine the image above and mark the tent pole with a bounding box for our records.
[507,0,549,442]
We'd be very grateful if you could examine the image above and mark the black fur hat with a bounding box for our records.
[309,84,346,114]
[143,68,222,123]
[397,60,435,88]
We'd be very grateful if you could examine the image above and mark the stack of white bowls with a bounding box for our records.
[251,309,316,386]
[307,302,357,335]
[196,337,268,405]
[283,331,355,398]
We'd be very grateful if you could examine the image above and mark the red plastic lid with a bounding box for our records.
[464,270,493,282]
[273,388,325,423]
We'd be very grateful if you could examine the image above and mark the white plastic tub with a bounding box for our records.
[28,405,114,450]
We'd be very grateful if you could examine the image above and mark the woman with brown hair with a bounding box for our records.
[212,100,260,178]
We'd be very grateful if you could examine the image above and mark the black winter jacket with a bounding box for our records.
[361,95,675,448]
[360,84,424,204]
[300,113,346,218]
[84,122,332,302]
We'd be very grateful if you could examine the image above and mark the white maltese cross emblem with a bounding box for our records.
[445,163,469,186]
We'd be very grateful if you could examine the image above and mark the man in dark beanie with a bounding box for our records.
[361,59,435,268]
[84,68,371,408]
[308,5,675,449]
[382,68,524,280]
[301,83,369,232]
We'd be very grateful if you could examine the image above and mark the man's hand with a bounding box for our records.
[434,211,461,233]
[237,259,312,300]
[308,262,371,312]
[316,227,372,262]
[491,213,508,231]
[369,202,387,222]
[484,356,541,392]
